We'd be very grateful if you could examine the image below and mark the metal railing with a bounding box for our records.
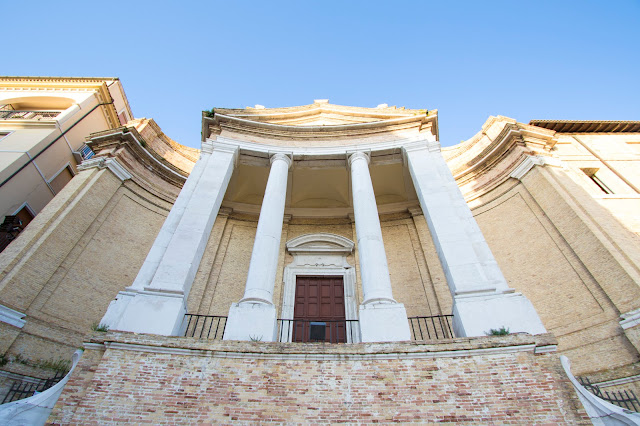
[2,372,65,404]
[0,110,61,120]
[408,315,455,341]
[579,376,640,412]
[277,319,360,343]
[182,314,227,340]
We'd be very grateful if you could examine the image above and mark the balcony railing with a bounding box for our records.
[181,314,454,343]
[0,110,61,120]
[182,314,227,340]
[578,376,640,412]
[277,319,360,343]
[408,315,455,340]
[2,371,65,404]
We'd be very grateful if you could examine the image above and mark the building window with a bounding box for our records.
[581,168,614,194]
[72,143,94,164]
[48,164,75,195]
[0,204,34,253]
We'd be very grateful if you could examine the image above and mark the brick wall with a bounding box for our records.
[49,332,588,424]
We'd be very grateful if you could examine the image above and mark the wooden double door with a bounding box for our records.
[293,276,346,343]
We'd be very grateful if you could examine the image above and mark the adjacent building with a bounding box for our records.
[0,77,133,251]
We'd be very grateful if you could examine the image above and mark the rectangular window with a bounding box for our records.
[48,165,74,195]
[0,204,34,253]
[581,168,614,194]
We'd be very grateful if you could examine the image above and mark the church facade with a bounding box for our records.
[1,95,639,422]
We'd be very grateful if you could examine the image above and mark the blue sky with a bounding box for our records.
[4,1,639,148]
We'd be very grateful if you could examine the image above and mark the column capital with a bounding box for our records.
[270,152,293,169]
[348,151,370,167]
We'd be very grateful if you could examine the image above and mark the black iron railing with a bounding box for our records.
[579,376,640,412]
[277,319,360,343]
[2,371,65,404]
[182,314,227,340]
[408,315,455,341]
[0,110,61,120]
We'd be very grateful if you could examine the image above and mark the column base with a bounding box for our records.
[101,290,186,336]
[359,302,411,342]
[223,302,278,342]
[452,291,547,337]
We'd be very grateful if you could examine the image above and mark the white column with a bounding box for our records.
[101,141,238,336]
[224,153,292,342]
[349,152,411,342]
[404,141,546,337]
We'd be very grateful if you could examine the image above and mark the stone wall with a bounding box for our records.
[48,332,588,425]
[473,170,640,375]
[186,213,451,319]
[0,165,172,379]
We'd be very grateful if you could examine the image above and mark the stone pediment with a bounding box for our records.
[204,102,438,142]
[286,233,354,255]
[215,102,428,126]
[277,112,381,126]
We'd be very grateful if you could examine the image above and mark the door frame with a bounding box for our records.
[282,233,359,342]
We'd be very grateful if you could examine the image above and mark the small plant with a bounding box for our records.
[486,327,510,336]
[205,108,215,118]
[249,335,263,342]
[36,358,71,374]
[13,353,28,365]
[0,354,8,367]
[91,322,110,332]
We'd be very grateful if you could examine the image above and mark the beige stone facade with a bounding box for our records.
[0,98,639,421]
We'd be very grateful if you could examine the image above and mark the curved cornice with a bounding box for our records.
[215,102,429,120]
[87,127,187,192]
[130,118,199,172]
[444,116,559,202]
[203,105,438,141]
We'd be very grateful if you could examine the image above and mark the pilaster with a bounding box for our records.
[102,142,238,336]
[405,143,546,337]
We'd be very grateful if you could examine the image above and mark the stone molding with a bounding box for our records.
[88,128,188,185]
[0,304,26,328]
[204,107,438,141]
[286,233,355,254]
[509,155,563,180]
[77,156,132,181]
[213,133,435,160]
[85,337,549,361]
[620,308,640,330]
